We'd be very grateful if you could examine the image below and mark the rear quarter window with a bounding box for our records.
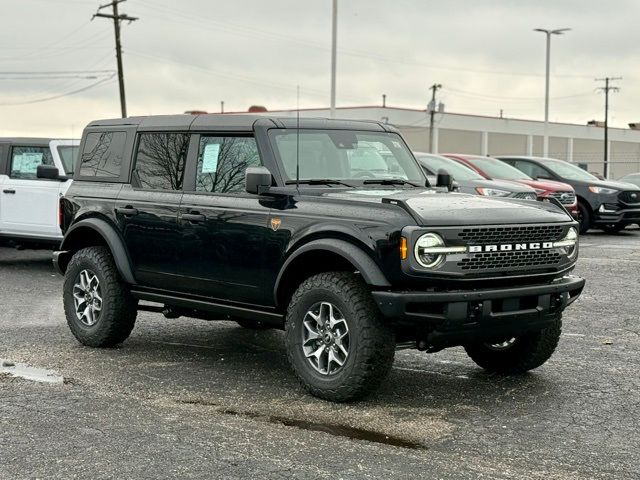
[79,131,127,179]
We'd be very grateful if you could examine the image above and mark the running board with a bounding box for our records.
[130,289,284,325]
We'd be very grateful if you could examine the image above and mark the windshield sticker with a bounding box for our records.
[201,143,220,173]
[12,152,43,173]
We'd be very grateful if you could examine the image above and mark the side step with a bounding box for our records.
[130,289,284,325]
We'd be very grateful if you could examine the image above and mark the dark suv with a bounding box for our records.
[54,114,585,402]
[497,156,640,233]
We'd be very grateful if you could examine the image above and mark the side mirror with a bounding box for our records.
[36,164,60,180]
[245,166,273,195]
[436,169,453,191]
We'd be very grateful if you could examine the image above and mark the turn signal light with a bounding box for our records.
[400,237,408,260]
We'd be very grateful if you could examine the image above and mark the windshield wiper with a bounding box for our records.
[285,179,354,187]
[362,179,421,187]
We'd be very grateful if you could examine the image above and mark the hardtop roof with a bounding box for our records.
[86,113,394,133]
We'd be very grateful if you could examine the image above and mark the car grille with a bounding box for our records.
[457,225,565,244]
[458,250,563,271]
[511,192,538,200]
[549,191,576,205]
[619,191,640,204]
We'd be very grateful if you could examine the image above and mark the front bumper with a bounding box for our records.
[593,206,640,225]
[372,275,585,348]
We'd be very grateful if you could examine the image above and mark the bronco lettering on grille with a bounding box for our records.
[469,242,554,253]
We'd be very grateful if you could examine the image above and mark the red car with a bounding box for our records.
[443,154,578,217]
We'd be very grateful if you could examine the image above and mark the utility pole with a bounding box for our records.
[220,101,225,114]
[596,76,622,179]
[93,0,138,118]
[428,83,442,153]
[330,0,337,118]
[534,28,570,157]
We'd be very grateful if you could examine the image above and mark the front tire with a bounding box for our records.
[285,272,395,402]
[464,318,562,374]
[577,202,592,234]
[63,246,138,348]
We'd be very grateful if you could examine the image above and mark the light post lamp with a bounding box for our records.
[534,28,570,157]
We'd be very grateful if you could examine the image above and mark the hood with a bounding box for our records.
[586,179,640,191]
[322,188,572,226]
[516,178,574,192]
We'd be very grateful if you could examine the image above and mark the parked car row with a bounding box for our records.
[0,138,79,248]
[413,149,640,234]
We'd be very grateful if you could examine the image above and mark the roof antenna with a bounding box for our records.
[296,85,300,191]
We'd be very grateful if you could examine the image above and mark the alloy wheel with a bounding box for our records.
[301,302,350,375]
[72,269,102,326]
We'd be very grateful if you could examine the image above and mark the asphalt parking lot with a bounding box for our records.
[1,229,639,480]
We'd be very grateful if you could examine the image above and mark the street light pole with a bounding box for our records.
[534,28,570,157]
[330,0,337,118]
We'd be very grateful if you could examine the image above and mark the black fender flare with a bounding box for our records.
[273,238,391,305]
[59,217,136,284]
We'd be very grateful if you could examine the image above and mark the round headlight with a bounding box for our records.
[414,233,446,268]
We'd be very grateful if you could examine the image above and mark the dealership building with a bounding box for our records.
[263,106,640,179]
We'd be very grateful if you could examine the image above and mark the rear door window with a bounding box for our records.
[133,132,189,190]
[10,146,54,179]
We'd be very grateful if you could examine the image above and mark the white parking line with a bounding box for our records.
[393,366,470,379]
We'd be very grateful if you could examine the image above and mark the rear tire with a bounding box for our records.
[464,317,562,374]
[285,272,395,402]
[577,202,591,234]
[63,246,138,348]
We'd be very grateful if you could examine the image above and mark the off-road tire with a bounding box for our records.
[577,201,591,234]
[285,272,395,402]
[464,317,562,374]
[63,246,138,347]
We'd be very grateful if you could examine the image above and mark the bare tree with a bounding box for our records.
[196,137,259,193]
[136,133,190,189]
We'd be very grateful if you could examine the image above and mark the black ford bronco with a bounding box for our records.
[54,114,585,401]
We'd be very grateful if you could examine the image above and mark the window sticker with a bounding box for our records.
[202,143,220,173]
[13,152,44,173]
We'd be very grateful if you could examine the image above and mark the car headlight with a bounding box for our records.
[476,187,510,197]
[588,186,618,194]
[552,227,578,259]
[414,233,466,269]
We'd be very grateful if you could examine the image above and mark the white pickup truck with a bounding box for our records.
[0,138,79,248]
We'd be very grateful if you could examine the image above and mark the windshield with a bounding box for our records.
[269,130,425,185]
[415,154,484,181]
[467,156,532,181]
[57,145,79,175]
[540,159,599,181]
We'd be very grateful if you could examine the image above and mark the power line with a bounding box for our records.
[0,76,116,106]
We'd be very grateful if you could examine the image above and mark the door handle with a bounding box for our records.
[115,206,139,216]
[2,189,15,194]
[181,212,206,223]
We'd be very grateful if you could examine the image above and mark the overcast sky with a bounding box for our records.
[0,0,638,137]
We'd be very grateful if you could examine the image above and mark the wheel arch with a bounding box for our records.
[273,238,391,309]
[58,217,136,284]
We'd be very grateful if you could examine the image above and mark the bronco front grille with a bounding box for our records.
[511,192,538,200]
[619,191,640,204]
[458,225,565,244]
[458,250,563,271]
[549,191,576,205]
